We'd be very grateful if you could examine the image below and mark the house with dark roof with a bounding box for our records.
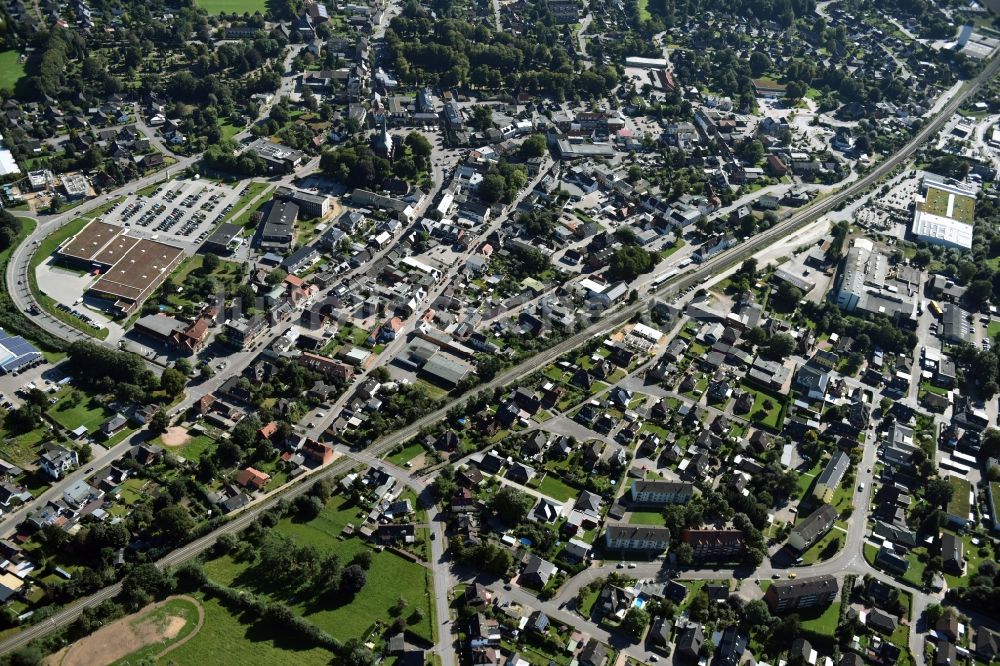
[712,627,749,666]
[940,532,964,575]
[520,555,557,589]
[868,608,898,634]
[788,503,837,552]
[578,639,609,666]
[676,625,705,661]
[764,575,838,613]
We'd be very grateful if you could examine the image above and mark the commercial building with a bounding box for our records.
[764,575,838,613]
[274,185,332,218]
[223,315,268,350]
[203,223,243,255]
[58,220,185,316]
[0,331,43,375]
[834,240,914,321]
[259,200,298,253]
[911,179,977,251]
[245,139,304,172]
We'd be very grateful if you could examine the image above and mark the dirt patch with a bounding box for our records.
[51,595,204,666]
[160,426,191,448]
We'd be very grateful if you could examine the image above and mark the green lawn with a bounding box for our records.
[739,382,786,430]
[158,594,333,666]
[988,320,1000,341]
[223,183,274,227]
[0,51,26,92]
[386,442,425,467]
[946,476,971,519]
[0,426,49,467]
[537,474,578,502]
[799,528,844,565]
[302,550,434,643]
[48,394,114,435]
[195,0,267,13]
[219,122,242,141]
[799,601,840,636]
[109,597,203,666]
[210,494,436,643]
[628,511,667,525]
[636,0,650,20]
[161,433,217,462]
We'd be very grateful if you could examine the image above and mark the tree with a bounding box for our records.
[159,504,195,542]
[202,252,221,273]
[675,542,694,565]
[340,564,367,594]
[519,134,547,159]
[749,51,772,76]
[174,358,193,376]
[9,647,43,666]
[150,409,170,434]
[160,367,187,397]
[621,606,649,640]
[742,599,772,628]
[924,477,954,508]
[343,639,376,666]
[491,486,533,524]
[478,173,506,204]
[764,333,796,360]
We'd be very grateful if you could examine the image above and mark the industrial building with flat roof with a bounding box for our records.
[0,330,43,374]
[58,220,186,315]
[834,241,915,321]
[911,179,977,250]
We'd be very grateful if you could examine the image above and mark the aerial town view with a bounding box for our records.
[1,0,1000,663]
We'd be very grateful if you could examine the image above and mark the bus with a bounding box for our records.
[928,301,943,317]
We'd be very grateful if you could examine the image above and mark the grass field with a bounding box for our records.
[946,476,971,519]
[386,442,425,467]
[628,510,667,525]
[48,393,115,435]
[739,383,786,430]
[195,0,268,13]
[225,184,274,227]
[160,594,332,665]
[203,494,436,643]
[799,601,840,636]
[537,474,578,502]
[0,51,26,92]
[636,0,651,21]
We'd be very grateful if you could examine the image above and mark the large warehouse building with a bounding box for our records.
[910,177,978,251]
[58,220,185,316]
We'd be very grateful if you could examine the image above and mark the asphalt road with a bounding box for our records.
[2,49,997,662]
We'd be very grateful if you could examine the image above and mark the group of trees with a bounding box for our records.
[320,133,431,190]
[66,341,158,402]
[384,15,620,100]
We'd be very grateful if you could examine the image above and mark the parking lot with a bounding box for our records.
[98,179,245,251]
